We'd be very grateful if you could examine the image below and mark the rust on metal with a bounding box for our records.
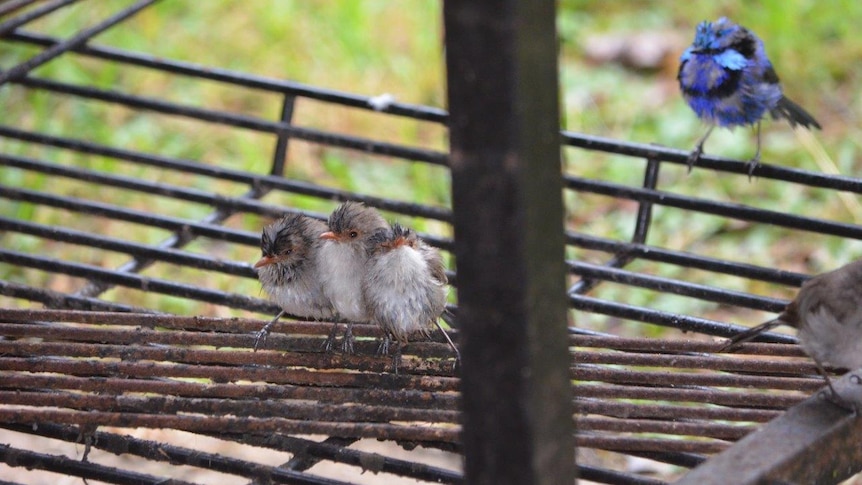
[0,306,843,479]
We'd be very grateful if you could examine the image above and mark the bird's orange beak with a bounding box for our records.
[254,255,275,268]
[392,236,408,248]
[319,231,338,241]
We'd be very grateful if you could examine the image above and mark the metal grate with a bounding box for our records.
[2,1,862,484]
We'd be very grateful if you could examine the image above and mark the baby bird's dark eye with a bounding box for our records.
[349,231,359,238]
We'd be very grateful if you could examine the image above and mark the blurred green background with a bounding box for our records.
[2,0,862,334]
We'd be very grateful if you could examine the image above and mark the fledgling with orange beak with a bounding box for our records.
[317,202,389,350]
[363,223,459,362]
[252,213,335,349]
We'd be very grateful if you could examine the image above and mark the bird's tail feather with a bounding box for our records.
[719,318,787,352]
[771,96,821,130]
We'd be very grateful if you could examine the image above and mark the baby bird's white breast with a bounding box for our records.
[364,246,446,340]
[317,241,369,322]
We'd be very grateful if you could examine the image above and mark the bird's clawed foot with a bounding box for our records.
[744,156,761,180]
[341,323,355,354]
[685,146,703,173]
[376,333,403,374]
[322,323,340,353]
[253,310,284,352]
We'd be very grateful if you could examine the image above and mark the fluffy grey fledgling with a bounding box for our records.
[722,259,862,408]
[363,223,458,360]
[317,201,389,323]
[253,213,335,349]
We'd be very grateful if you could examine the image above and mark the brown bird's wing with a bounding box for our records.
[797,259,862,325]
[420,242,448,285]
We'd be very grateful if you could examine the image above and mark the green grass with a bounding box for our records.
[2,1,862,333]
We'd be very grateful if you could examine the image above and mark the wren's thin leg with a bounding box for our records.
[253,310,285,351]
[686,124,715,172]
[745,121,763,178]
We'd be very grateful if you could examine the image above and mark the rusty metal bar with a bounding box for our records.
[0,409,460,443]
[573,351,815,375]
[0,372,458,409]
[574,366,821,392]
[0,340,456,376]
[0,391,459,424]
[0,322,457,360]
[444,1,575,483]
[572,334,802,355]
[577,435,728,454]
[577,416,751,440]
[676,371,862,485]
[0,390,759,441]
[0,373,460,409]
[576,398,781,422]
[0,356,458,392]
[576,383,803,408]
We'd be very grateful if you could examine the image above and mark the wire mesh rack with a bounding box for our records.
[2,1,862,484]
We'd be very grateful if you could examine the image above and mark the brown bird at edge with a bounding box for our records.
[721,259,862,410]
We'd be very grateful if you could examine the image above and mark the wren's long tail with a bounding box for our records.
[719,318,787,352]
[771,96,821,130]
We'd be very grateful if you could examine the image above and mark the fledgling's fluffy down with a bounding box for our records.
[362,223,448,345]
[254,213,336,320]
[722,259,862,409]
[317,201,389,322]
[678,17,820,174]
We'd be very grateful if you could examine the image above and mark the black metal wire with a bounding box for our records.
[9,74,448,166]
[566,232,808,287]
[0,0,78,37]
[5,29,449,122]
[0,0,159,86]
[0,0,45,18]
[569,294,797,343]
[565,175,862,241]
[3,423,367,485]
[0,249,278,314]
[0,124,453,223]
[569,260,788,313]
[563,131,862,191]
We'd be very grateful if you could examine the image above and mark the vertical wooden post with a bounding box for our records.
[443,1,575,483]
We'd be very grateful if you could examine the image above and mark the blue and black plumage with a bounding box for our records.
[678,17,821,175]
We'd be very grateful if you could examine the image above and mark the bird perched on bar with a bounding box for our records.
[721,259,862,410]
[253,213,336,350]
[363,222,459,362]
[677,17,821,175]
[317,201,389,350]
